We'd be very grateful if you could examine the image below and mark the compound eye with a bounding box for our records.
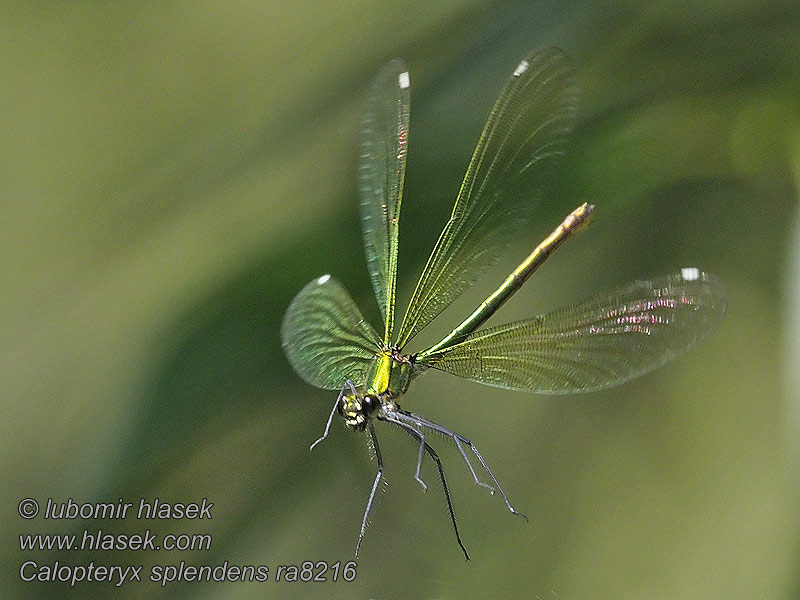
[362,394,377,413]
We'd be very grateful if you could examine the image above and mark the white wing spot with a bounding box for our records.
[513,60,529,77]
[398,71,410,89]
[317,274,331,285]
[681,267,700,281]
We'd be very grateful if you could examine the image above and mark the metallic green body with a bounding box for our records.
[351,202,595,414]
[419,203,593,359]
[367,349,414,397]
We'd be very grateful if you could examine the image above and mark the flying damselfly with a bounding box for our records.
[281,47,726,560]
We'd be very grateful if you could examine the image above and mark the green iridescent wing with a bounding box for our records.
[281,275,381,390]
[360,59,410,344]
[396,47,578,349]
[417,270,726,393]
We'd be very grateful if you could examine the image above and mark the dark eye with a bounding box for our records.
[362,395,377,412]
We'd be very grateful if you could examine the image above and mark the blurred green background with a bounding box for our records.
[3,1,800,598]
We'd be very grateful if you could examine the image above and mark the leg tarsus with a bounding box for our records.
[396,409,526,520]
[355,423,384,558]
[423,441,470,561]
[453,436,495,494]
[355,469,382,559]
[310,381,354,451]
[414,431,428,492]
[469,443,528,521]
[383,414,469,560]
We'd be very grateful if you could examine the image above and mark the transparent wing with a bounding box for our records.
[360,59,410,344]
[417,270,726,394]
[396,47,578,348]
[281,275,381,390]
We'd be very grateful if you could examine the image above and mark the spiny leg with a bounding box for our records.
[392,410,490,491]
[395,409,527,520]
[463,442,526,519]
[415,434,428,492]
[355,422,384,559]
[452,435,495,494]
[310,380,356,451]
[397,420,428,492]
[383,415,470,561]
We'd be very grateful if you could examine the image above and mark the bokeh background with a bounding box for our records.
[3,1,800,598]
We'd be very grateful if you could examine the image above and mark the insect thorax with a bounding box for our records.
[337,349,413,431]
[367,348,414,397]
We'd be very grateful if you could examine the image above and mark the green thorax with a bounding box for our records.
[366,348,414,398]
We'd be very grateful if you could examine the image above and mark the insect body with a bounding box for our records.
[281,48,726,559]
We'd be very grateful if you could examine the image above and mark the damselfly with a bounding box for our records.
[281,47,726,559]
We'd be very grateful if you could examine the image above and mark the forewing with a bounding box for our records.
[418,270,726,394]
[396,47,578,348]
[360,59,410,344]
[281,275,381,390]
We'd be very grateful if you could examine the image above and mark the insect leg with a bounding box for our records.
[393,418,429,492]
[413,425,428,492]
[382,414,469,560]
[452,436,495,494]
[396,409,527,520]
[355,422,384,559]
[310,380,356,451]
